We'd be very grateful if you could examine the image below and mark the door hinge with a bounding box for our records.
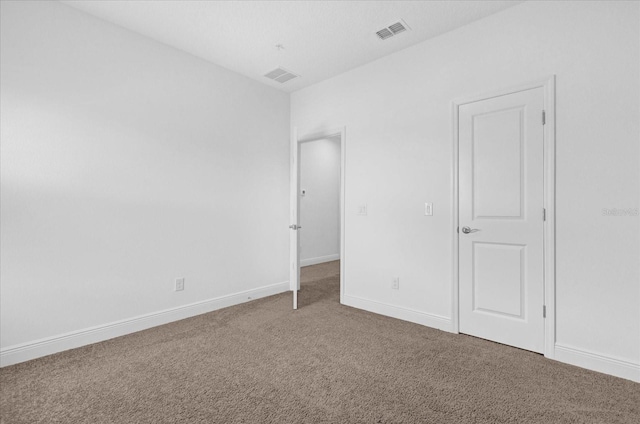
[543,305,547,318]
[543,208,546,221]
[542,110,546,125]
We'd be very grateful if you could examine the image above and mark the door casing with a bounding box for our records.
[452,76,556,359]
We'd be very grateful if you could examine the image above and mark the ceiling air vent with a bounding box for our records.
[264,67,299,84]
[376,28,394,40]
[376,19,410,40]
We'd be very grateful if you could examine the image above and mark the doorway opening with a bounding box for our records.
[290,128,346,309]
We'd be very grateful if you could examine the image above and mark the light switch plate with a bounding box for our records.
[425,202,433,216]
[357,204,368,216]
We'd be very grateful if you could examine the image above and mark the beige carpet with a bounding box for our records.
[1,261,639,423]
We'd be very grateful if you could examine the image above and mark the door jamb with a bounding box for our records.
[451,76,556,359]
[291,127,347,306]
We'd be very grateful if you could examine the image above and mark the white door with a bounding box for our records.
[458,87,545,353]
[290,128,300,309]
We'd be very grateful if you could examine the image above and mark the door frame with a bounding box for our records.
[451,76,556,358]
[290,126,346,308]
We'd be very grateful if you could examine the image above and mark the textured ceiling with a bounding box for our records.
[60,0,523,93]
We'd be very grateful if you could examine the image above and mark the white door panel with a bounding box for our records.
[459,87,544,353]
[472,242,525,318]
[472,107,524,219]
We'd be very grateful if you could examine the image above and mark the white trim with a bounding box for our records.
[298,128,343,144]
[452,77,555,108]
[451,99,460,334]
[554,344,640,383]
[451,76,557,357]
[542,76,557,359]
[290,127,300,297]
[339,128,346,305]
[294,127,346,306]
[300,253,340,267]
[0,281,289,367]
[342,294,453,332]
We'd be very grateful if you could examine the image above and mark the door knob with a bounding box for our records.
[461,226,479,234]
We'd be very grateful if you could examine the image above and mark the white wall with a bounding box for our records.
[291,0,640,381]
[0,1,290,363]
[299,137,341,266]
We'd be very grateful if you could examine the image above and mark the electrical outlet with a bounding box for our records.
[175,278,185,292]
[392,277,400,290]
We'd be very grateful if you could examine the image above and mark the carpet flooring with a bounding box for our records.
[1,261,639,423]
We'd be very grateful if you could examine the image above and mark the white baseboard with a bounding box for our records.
[342,294,453,333]
[553,343,640,382]
[0,281,289,368]
[300,253,340,267]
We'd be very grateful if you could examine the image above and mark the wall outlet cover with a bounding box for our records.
[392,277,400,290]
[175,278,185,292]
